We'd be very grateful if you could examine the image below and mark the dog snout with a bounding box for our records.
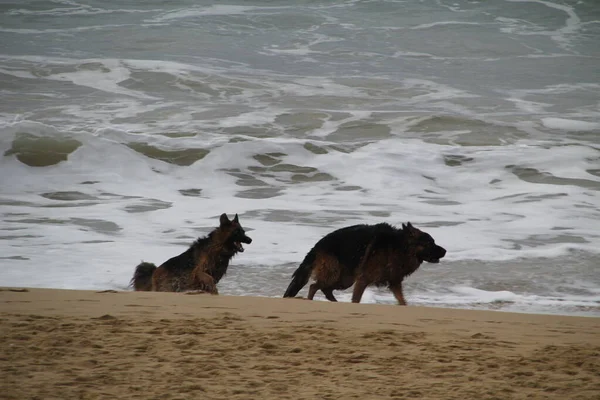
[243,235,252,244]
[436,246,446,259]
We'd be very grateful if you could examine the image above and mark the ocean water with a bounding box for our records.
[1,0,599,316]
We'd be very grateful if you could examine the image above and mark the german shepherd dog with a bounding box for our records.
[130,213,252,294]
[283,222,445,305]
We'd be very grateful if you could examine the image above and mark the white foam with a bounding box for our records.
[500,0,582,50]
[2,112,599,268]
[215,110,279,129]
[8,6,159,16]
[410,21,483,30]
[0,68,37,79]
[0,56,163,100]
[440,286,519,303]
[265,47,318,56]
[419,286,600,315]
[149,5,260,23]
[310,111,372,138]
[279,77,366,98]
[541,117,600,132]
[402,79,480,101]
[506,98,551,114]
[47,61,157,100]
[0,24,142,34]
[392,51,445,60]
[263,33,344,57]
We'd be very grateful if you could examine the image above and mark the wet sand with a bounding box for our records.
[1,288,599,399]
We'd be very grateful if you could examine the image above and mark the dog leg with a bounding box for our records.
[185,289,218,295]
[351,278,368,303]
[389,283,407,305]
[193,272,218,295]
[307,283,320,300]
[321,288,338,302]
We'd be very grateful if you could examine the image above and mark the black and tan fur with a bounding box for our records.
[130,213,252,294]
[283,222,446,305]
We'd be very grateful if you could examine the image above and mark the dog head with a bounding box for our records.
[219,213,252,253]
[402,222,446,264]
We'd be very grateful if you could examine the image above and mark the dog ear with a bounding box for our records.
[233,214,239,223]
[402,222,415,236]
[219,213,230,226]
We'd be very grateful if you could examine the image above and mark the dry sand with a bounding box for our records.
[1,288,599,400]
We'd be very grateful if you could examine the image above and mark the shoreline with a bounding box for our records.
[2,288,599,399]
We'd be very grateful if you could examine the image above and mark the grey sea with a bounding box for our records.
[1,0,599,316]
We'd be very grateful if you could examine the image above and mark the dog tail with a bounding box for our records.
[130,262,157,291]
[283,249,316,298]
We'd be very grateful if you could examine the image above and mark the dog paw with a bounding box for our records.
[184,290,209,295]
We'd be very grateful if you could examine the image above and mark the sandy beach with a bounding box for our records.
[1,288,599,400]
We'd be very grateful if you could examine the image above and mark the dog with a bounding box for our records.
[283,222,445,305]
[130,213,252,294]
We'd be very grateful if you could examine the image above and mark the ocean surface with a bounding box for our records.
[1,0,599,316]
